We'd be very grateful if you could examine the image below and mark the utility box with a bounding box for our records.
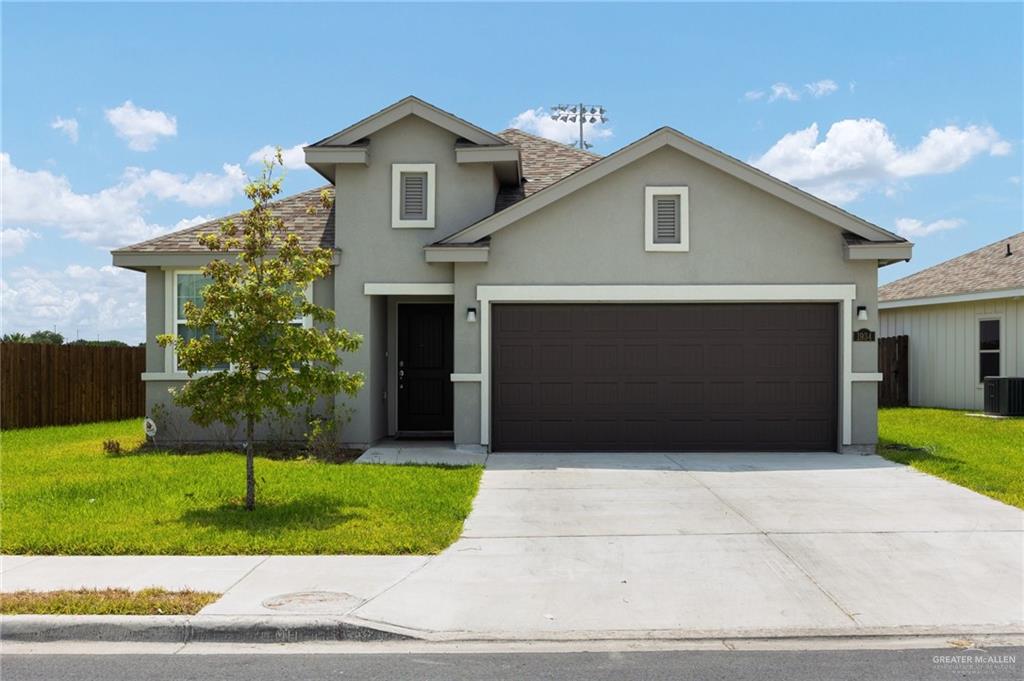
[983,377,1024,417]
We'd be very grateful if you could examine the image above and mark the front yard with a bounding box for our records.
[1,420,481,555]
[878,408,1024,509]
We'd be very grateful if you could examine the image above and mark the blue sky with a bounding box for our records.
[2,2,1021,343]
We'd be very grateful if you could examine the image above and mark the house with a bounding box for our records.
[112,96,912,453]
[879,232,1023,410]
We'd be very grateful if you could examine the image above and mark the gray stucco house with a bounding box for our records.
[112,96,912,453]
[879,232,1023,410]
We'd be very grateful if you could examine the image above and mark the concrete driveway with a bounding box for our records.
[350,452,1023,638]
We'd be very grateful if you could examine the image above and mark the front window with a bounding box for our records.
[979,318,1001,382]
[171,272,310,373]
[174,272,227,372]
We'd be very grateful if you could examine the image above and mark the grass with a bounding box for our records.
[0,588,219,615]
[1,420,482,555]
[878,408,1024,509]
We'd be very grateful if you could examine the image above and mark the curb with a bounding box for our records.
[0,615,413,644]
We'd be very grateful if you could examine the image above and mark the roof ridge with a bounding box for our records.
[879,230,1023,291]
[498,128,603,159]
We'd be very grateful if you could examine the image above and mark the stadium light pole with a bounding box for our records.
[550,103,608,150]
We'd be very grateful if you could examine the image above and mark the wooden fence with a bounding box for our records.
[878,335,909,408]
[1,343,146,429]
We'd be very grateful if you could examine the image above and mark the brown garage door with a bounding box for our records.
[491,303,838,452]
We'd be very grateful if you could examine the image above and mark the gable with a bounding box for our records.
[310,96,506,148]
[477,144,874,285]
[438,127,908,247]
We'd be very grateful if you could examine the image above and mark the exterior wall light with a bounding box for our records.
[856,305,868,321]
[466,307,477,323]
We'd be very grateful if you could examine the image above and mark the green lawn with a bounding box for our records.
[0,588,219,615]
[878,408,1024,509]
[1,420,481,555]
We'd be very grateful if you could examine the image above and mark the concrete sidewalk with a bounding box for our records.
[3,452,1022,642]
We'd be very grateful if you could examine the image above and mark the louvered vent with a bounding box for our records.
[652,194,680,243]
[401,172,428,220]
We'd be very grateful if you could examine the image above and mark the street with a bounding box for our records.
[4,647,1022,681]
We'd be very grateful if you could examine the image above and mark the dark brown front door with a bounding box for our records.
[491,303,838,452]
[398,304,454,434]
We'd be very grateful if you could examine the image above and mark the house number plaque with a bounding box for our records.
[853,328,876,342]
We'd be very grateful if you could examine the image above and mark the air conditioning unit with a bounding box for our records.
[983,377,1024,417]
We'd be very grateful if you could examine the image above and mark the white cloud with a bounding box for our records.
[247,142,310,170]
[120,164,246,206]
[1,153,241,245]
[50,116,79,143]
[805,79,838,98]
[768,83,801,102]
[104,100,177,151]
[894,218,964,238]
[508,108,613,147]
[0,228,40,257]
[751,119,1011,203]
[1010,176,1021,185]
[1,265,145,341]
[747,79,841,103]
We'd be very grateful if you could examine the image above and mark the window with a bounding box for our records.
[170,273,312,374]
[644,186,689,252]
[173,272,227,372]
[979,318,1001,383]
[392,163,435,228]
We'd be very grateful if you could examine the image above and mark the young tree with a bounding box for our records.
[158,151,363,510]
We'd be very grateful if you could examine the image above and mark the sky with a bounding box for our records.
[2,2,1021,343]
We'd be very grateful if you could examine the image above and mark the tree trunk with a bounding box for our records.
[245,416,256,511]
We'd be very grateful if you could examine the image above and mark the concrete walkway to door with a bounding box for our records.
[347,452,1024,639]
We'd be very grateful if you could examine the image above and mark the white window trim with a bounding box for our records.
[392,163,436,229]
[644,186,689,252]
[474,284,858,448]
[154,269,312,379]
[976,313,1004,388]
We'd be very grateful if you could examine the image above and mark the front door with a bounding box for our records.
[398,304,454,434]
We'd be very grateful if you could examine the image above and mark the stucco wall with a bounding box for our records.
[142,264,338,443]
[452,145,881,448]
[879,297,1024,410]
[330,114,502,443]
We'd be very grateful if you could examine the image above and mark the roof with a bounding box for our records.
[114,129,598,255]
[113,186,335,254]
[438,126,908,246]
[495,129,599,207]
[309,96,506,148]
[879,231,1024,302]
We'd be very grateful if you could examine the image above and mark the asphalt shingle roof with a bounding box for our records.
[113,186,335,254]
[878,231,1024,302]
[114,129,599,254]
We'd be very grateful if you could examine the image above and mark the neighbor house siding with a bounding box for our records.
[879,297,1024,410]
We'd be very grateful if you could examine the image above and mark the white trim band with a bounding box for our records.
[363,283,455,296]
[450,373,483,382]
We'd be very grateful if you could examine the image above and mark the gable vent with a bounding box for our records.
[653,194,680,243]
[401,172,428,220]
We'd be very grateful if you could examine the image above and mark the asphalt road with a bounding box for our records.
[4,648,1022,681]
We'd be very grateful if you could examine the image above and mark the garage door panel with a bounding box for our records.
[492,303,838,452]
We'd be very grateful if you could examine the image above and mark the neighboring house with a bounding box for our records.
[112,96,912,453]
[879,232,1023,410]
